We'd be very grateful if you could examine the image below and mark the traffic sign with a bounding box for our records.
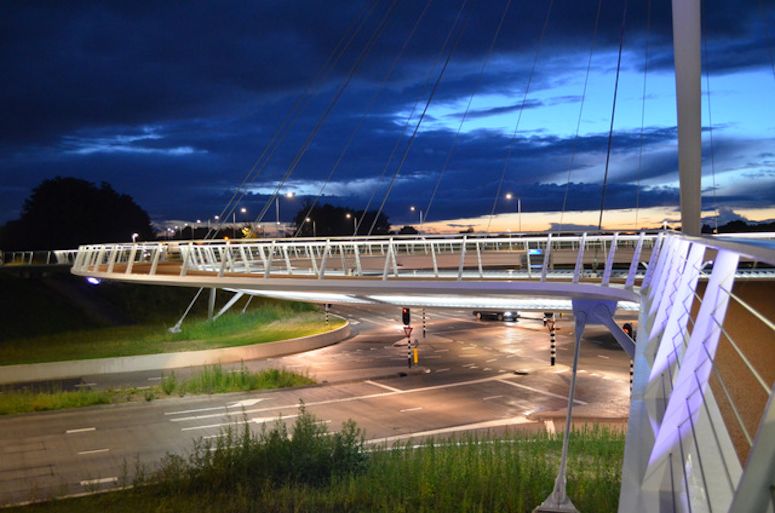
[403,326,413,337]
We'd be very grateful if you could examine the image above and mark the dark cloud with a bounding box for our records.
[1,0,773,227]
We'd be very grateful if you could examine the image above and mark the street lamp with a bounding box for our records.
[305,217,316,237]
[233,207,247,238]
[505,193,522,233]
[131,233,139,243]
[410,205,424,225]
[276,192,295,236]
[345,212,357,235]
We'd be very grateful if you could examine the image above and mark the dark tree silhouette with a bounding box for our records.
[293,202,391,237]
[0,177,154,250]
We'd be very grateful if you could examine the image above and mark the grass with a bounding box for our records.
[0,306,344,366]
[0,272,344,366]
[0,365,314,415]
[7,408,625,513]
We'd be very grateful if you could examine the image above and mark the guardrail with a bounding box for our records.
[620,232,775,513]
[71,232,663,285]
[0,250,78,267]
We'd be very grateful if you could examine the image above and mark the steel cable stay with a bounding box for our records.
[558,0,604,232]
[354,0,471,235]
[368,0,471,236]
[292,0,435,238]
[596,0,629,231]
[251,0,401,229]
[203,0,381,241]
[485,0,555,233]
[170,0,383,331]
[422,0,514,226]
[634,0,651,230]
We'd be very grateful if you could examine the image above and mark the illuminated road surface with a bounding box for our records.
[0,305,631,504]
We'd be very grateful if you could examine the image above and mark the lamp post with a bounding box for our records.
[505,193,522,233]
[305,217,317,237]
[276,192,295,237]
[410,205,424,226]
[131,232,139,243]
[345,212,357,235]
[233,207,246,238]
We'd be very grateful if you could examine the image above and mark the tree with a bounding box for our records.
[292,202,391,237]
[397,225,419,235]
[0,177,154,250]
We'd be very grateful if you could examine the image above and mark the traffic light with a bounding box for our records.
[402,307,411,326]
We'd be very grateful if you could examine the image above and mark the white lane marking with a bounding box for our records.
[434,349,449,353]
[73,383,97,388]
[496,379,588,405]
[77,448,110,456]
[462,363,477,368]
[66,427,96,434]
[505,354,517,358]
[485,358,497,363]
[171,373,516,423]
[482,395,503,401]
[461,346,476,351]
[227,398,265,408]
[165,406,229,416]
[435,368,450,373]
[147,377,162,381]
[80,477,118,486]
[366,416,532,444]
[350,320,361,325]
[483,368,493,371]
[181,414,299,432]
[400,407,423,413]
[544,420,557,435]
[365,380,402,393]
[597,354,610,360]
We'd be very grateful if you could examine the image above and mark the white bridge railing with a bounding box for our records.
[70,231,663,286]
[0,249,78,267]
[620,233,775,513]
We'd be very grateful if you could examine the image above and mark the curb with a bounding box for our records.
[0,319,351,385]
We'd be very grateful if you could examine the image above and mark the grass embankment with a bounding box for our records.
[0,307,342,366]
[9,408,624,513]
[0,365,314,415]
[0,271,344,365]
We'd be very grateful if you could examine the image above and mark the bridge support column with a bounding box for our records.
[534,304,587,513]
[213,291,245,321]
[207,287,217,321]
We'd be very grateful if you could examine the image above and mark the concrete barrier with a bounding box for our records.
[0,319,350,385]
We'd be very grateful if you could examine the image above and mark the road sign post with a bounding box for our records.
[403,325,413,368]
[546,313,556,366]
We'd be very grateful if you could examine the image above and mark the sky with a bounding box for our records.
[1,0,774,232]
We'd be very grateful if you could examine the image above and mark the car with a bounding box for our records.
[473,310,518,322]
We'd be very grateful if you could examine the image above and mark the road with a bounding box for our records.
[0,305,632,505]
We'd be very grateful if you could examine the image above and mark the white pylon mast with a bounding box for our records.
[671,0,702,236]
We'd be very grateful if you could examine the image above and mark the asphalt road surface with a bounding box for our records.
[0,305,632,505]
